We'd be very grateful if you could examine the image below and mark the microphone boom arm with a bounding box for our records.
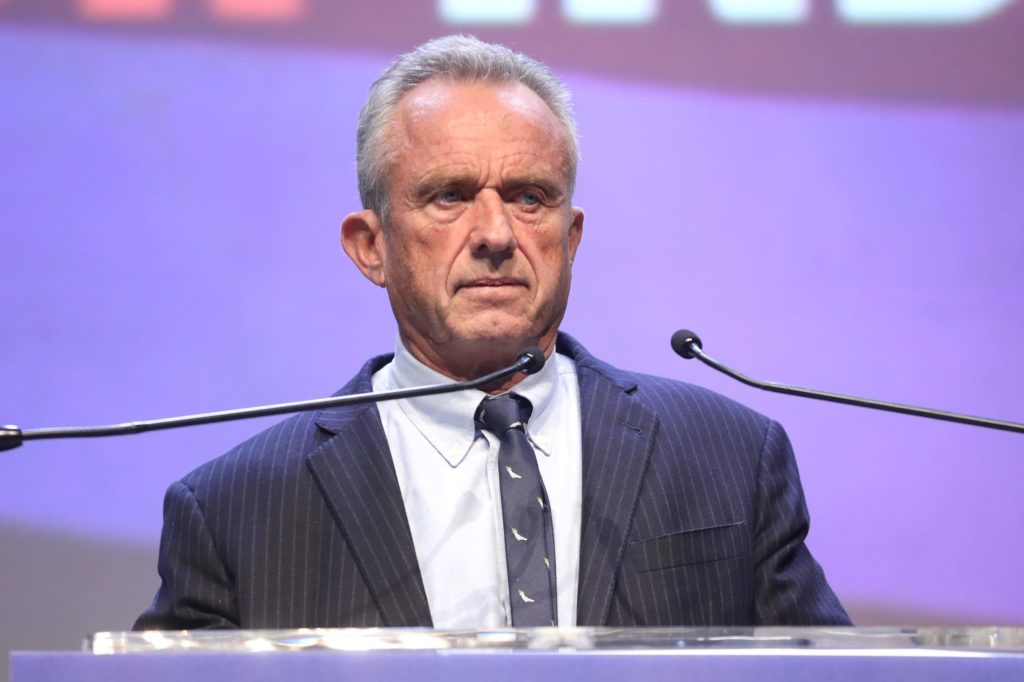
[0,347,545,451]
[674,331,1024,435]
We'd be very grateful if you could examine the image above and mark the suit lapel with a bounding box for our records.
[305,359,432,627]
[563,336,659,626]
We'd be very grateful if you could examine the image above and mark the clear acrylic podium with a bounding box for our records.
[12,627,1024,681]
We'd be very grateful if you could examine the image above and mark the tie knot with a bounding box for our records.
[476,393,533,436]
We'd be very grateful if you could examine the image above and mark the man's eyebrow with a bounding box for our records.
[413,173,477,200]
[503,176,566,199]
[412,172,568,201]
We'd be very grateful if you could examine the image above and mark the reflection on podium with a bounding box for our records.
[12,627,1024,681]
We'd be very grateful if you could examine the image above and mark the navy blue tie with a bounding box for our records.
[476,393,558,627]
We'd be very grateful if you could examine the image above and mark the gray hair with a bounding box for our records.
[356,35,580,219]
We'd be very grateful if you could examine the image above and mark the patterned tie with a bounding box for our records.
[476,393,558,627]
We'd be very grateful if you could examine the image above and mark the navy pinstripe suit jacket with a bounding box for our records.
[135,334,849,629]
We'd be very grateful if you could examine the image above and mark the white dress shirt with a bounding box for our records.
[372,339,583,628]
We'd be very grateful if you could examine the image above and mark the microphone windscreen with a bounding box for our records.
[671,329,703,359]
[517,347,546,375]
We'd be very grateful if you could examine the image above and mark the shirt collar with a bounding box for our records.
[383,337,561,467]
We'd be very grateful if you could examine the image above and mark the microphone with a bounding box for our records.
[671,329,1024,435]
[0,346,546,452]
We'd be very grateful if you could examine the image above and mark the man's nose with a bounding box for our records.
[469,190,517,255]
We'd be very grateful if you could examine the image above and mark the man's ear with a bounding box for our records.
[568,206,584,263]
[341,209,387,287]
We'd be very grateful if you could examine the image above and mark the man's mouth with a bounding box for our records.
[464,278,522,287]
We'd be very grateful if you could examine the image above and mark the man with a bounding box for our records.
[135,35,849,630]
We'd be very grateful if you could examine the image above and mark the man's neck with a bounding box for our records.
[398,334,556,394]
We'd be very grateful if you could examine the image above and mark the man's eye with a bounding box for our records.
[436,188,463,204]
[520,191,542,206]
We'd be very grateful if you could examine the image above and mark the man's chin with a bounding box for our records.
[447,324,546,358]
[456,331,533,352]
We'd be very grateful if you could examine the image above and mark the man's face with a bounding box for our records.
[346,79,583,377]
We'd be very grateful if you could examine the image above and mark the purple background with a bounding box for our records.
[2,1,1023,676]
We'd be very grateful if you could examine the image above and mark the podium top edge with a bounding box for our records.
[85,626,1024,655]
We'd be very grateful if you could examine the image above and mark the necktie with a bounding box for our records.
[476,393,558,627]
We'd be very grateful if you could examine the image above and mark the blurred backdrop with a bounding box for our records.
[2,1,1023,677]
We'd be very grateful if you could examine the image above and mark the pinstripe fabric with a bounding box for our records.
[134,333,849,630]
[134,367,431,630]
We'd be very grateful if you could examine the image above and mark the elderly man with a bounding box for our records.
[135,35,849,630]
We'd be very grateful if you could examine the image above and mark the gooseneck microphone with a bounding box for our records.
[671,329,1024,435]
[0,347,546,452]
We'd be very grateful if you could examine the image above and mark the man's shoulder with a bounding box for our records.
[599,364,774,436]
[179,409,321,489]
[178,353,394,493]
[558,332,775,435]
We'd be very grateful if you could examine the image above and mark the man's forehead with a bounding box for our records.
[394,79,562,140]
[383,79,572,181]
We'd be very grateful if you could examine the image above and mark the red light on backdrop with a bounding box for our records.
[209,0,304,21]
[76,0,306,21]
[78,0,172,20]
